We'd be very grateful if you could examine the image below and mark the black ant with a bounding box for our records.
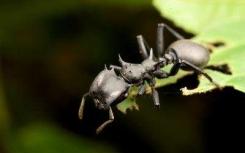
[78,23,220,134]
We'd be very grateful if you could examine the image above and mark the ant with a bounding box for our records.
[78,23,220,134]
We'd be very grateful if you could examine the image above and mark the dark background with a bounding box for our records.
[0,1,244,153]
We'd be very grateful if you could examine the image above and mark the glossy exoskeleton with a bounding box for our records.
[78,23,219,134]
[78,67,130,134]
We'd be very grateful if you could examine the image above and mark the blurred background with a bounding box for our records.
[0,1,245,153]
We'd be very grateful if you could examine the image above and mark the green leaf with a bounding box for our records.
[153,0,245,33]
[195,19,245,47]
[116,98,139,114]
[153,0,245,95]
[116,86,140,113]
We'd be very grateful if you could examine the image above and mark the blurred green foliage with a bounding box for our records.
[7,123,117,153]
[0,0,152,153]
[0,0,244,153]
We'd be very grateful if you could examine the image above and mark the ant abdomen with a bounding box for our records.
[168,39,210,70]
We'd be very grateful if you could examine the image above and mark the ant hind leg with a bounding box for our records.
[96,107,114,134]
[181,60,220,87]
[158,23,185,40]
[205,64,232,75]
[78,92,89,120]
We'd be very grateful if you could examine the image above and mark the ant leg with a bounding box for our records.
[205,64,232,75]
[167,48,181,76]
[96,107,114,134]
[109,65,121,71]
[136,35,150,59]
[78,92,89,120]
[109,65,121,74]
[158,23,185,40]
[145,75,160,109]
[181,60,219,87]
[153,69,169,78]
[138,84,146,95]
[157,23,165,57]
[152,88,160,109]
[169,63,181,76]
